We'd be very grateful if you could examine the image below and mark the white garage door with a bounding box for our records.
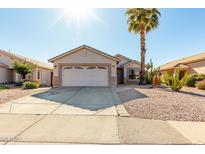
[62,66,109,86]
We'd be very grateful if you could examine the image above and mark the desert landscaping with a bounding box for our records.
[117,85,205,122]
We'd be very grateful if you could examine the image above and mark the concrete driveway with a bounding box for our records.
[0,87,128,116]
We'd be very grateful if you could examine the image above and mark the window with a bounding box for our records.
[37,71,41,79]
[97,66,107,69]
[87,66,96,69]
[64,67,72,69]
[74,66,84,69]
[128,67,139,80]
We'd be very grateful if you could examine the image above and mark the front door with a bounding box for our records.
[117,68,124,84]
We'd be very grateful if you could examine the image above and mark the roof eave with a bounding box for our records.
[0,50,52,70]
[123,60,141,67]
[115,54,132,61]
[48,45,120,63]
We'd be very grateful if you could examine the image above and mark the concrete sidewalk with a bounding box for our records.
[0,114,204,144]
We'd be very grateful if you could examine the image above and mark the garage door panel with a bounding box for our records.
[62,66,108,86]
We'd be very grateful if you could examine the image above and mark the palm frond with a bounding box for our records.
[125,8,161,34]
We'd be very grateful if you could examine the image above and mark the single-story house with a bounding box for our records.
[115,54,140,84]
[0,50,53,86]
[160,52,205,77]
[48,45,140,87]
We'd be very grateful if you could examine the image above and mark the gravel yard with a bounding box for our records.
[117,85,205,122]
[0,87,50,104]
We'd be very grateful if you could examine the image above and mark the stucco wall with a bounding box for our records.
[0,53,12,67]
[0,67,12,83]
[188,60,205,74]
[53,48,117,78]
[13,70,20,82]
[35,68,51,86]
[53,76,60,87]
[0,54,13,83]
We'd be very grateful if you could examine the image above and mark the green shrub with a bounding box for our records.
[161,67,187,91]
[186,74,205,87]
[0,85,9,91]
[196,80,205,90]
[161,72,172,86]
[22,82,39,89]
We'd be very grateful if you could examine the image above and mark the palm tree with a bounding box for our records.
[125,8,161,84]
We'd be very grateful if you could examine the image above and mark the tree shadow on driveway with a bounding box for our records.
[31,87,148,111]
[31,87,126,111]
[116,88,148,103]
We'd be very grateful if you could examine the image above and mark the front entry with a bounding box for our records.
[117,68,124,84]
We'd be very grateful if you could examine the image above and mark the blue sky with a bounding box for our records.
[0,8,205,66]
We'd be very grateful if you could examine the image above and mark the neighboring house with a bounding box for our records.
[160,52,205,77]
[48,45,140,87]
[0,50,53,86]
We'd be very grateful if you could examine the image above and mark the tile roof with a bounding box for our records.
[115,54,132,62]
[115,53,141,67]
[160,52,205,71]
[0,50,53,70]
[123,60,141,67]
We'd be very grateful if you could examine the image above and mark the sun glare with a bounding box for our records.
[51,8,103,29]
[63,8,90,19]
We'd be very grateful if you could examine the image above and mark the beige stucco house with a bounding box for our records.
[49,45,140,87]
[0,50,53,86]
[160,52,205,77]
[115,54,140,84]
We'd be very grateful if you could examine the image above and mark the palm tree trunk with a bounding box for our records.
[139,28,146,85]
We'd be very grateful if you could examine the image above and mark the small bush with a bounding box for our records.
[196,80,205,90]
[0,85,9,90]
[22,82,39,89]
[145,59,160,84]
[186,74,205,87]
[161,72,172,86]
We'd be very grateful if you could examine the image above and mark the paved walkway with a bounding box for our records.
[0,114,205,144]
[0,87,204,144]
